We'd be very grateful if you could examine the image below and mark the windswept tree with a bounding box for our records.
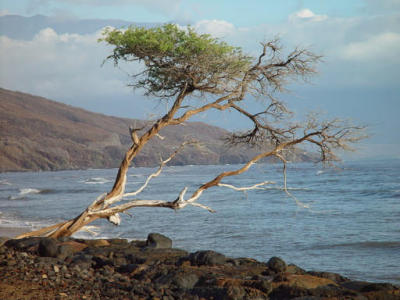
[18,24,365,239]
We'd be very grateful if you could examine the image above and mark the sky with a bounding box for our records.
[0,0,400,159]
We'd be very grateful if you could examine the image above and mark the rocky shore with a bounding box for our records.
[0,233,399,300]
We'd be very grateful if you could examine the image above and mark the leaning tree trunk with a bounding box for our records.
[17,87,190,239]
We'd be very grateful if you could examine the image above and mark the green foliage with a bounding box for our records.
[100,24,252,97]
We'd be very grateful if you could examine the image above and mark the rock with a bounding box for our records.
[56,244,75,259]
[268,284,309,299]
[147,233,172,249]
[38,238,59,258]
[117,263,138,273]
[126,254,146,264]
[308,271,348,283]
[191,287,227,299]
[107,239,128,246]
[341,281,398,293]
[4,237,41,251]
[188,250,226,266]
[226,285,246,300]
[70,254,93,270]
[0,237,9,246]
[174,273,199,289]
[287,263,307,275]
[84,239,110,247]
[267,256,287,273]
[252,280,273,294]
[92,255,113,269]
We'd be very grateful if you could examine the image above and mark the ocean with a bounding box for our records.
[0,159,399,284]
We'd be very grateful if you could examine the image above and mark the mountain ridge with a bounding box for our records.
[0,88,313,172]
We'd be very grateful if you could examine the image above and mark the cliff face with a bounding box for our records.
[0,88,312,172]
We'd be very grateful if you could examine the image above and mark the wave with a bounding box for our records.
[0,179,12,186]
[83,177,112,185]
[8,188,55,200]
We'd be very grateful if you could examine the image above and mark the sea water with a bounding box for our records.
[0,159,399,284]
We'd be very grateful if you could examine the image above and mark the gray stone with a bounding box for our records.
[56,244,74,259]
[267,256,287,273]
[146,233,172,249]
[188,250,226,266]
[38,238,59,257]
[4,237,41,251]
[174,273,199,289]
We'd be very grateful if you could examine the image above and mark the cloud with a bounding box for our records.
[0,27,130,104]
[193,20,235,38]
[340,32,400,62]
[289,9,328,22]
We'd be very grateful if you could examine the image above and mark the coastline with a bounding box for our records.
[1,233,399,299]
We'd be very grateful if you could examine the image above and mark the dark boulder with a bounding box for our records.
[267,256,287,273]
[146,233,172,249]
[38,238,59,257]
[188,250,226,266]
[4,237,41,251]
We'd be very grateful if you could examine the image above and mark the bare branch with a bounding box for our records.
[274,153,310,209]
[217,181,275,191]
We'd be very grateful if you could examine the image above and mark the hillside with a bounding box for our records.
[0,88,312,172]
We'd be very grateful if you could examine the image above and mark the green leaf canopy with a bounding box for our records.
[100,24,252,97]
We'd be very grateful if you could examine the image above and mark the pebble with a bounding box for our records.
[0,235,398,300]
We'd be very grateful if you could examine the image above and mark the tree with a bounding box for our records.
[17,24,365,239]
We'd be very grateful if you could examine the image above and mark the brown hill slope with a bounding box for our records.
[0,88,312,172]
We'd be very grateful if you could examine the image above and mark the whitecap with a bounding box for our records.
[83,177,112,185]
[316,170,324,175]
[9,188,42,200]
[0,179,12,186]
[20,188,41,195]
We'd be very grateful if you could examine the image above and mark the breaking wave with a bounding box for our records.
[83,177,112,185]
[9,188,55,200]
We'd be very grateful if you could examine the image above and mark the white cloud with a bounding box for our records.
[289,9,328,22]
[0,27,130,103]
[340,32,400,62]
[194,20,235,38]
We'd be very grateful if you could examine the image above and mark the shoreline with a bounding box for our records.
[1,233,399,299]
